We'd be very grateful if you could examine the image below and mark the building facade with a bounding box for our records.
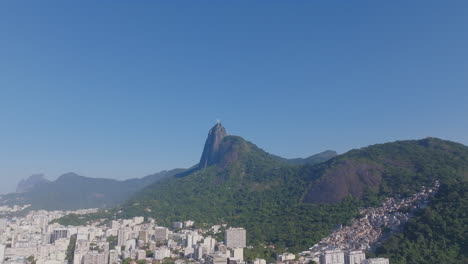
[320,249,345,264]
[225,228,246,249]
[345,251,366,264]
[362,258,390,264]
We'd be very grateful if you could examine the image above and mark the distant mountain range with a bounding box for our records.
[16,174,50,193]
[0,124,337,211]
[0,169,184,210]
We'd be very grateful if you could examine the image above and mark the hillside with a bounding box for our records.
[0,169,184,210]
[116,124,468,254]
[273,150,338,166]
[372,182,468,264]
[303,137,468,204]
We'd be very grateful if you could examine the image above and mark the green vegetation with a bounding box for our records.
[107,235,118,250]
[117,137,362,253]
[51,211,112,226]
[373,182,468,264]
[244,246,278,263]
[65,235,77,264]
[27,256,36,264]
[59,136,468,260]
[114,137,468,256]
[122,258,132,264]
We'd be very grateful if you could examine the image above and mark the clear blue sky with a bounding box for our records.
[0,1,467,193]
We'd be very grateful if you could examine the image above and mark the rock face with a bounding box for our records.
[199,123,228,169]
[16,174,50,193]
[303,160,383,203]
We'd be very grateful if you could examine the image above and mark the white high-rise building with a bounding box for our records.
[154,247,170,260]
[362,258,390,264]
[320,249,345,264]
[83,251,108,264]
[203,237,216,253]
[225,228,246,248]
[154,227,169,242]
[253,258,266,264]
[345,251,366,264]
[0,244,6,264]
[108,250,119,264]
[136,250,146,260]
[0,219,7,231]
[117,229,128,247]
[206,254,228,264]
[230,248,244,262]
[133,217,144,225]
[138,230,149,243]
[111,221,120,230]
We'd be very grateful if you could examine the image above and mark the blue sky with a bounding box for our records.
[0,1,467,193]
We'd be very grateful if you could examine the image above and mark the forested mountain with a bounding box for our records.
[0,169,184,210]
[115,124,468,254]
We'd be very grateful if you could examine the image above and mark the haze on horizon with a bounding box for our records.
[1,1,467,194]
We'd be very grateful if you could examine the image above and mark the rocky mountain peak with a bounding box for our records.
[199,122,228,169]
[16,174,50,193]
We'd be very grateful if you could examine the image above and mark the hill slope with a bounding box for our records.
[0,169,184,210]
[373,182,468,264]
[118,124,468,253]
[303,137,468,204]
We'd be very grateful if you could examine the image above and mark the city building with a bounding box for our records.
[154,247,170,260]
[320,249,345,264]
[277,253,295,262]
[136,250,146,260]
[0,244,5,264]
[184,221,194,228]
[229,248,243,262]
[108,250,118,264]
[0,219,7,231]
[173,222,184,229]
[206,254,228,264]
[83,251,108,264]
[50,229,68,244]
[138,231,148,243]
[345,251,366,264]
[362,258,390,264]
[154,227,169,242]
[225,228,246,249]
[253,258,266,264]
[117,229,128,247]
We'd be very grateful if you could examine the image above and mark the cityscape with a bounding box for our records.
[0,205,392,264]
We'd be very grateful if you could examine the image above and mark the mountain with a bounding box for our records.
[16,174,50,193]
[0,169,184,210]
[199,123,228,169]
[303,137,468,204]
[273,150,338,166]
[116,124,468,255]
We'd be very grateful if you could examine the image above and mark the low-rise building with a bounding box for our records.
[362,258,390,264]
